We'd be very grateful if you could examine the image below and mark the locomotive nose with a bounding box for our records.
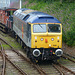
[33,49,40,57]
[55,49,63,56]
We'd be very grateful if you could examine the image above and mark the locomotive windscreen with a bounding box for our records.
[33,24,61,33]
[48,24,61,33]
[33,24,46,33]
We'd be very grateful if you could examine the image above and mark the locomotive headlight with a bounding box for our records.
[51,38,54,41]
[33,49,40,57]
[55,49,63,56]
[41,38,43,41]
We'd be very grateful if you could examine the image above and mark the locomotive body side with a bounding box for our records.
[13,15,31,47]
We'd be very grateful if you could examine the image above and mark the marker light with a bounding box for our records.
[49,44,51,47]
[57,37,59,39]
[51,38,54,41]
[41,38,43,41]
[50,50,52,52]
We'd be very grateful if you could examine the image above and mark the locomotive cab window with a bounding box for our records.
[33,24,46,33]
[5,11,14,16]
[48,24,61,33]
[6,11,10,16]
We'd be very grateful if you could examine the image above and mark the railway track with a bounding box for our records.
[63,53,75,59]
[0,51,4,75]
[59,55,75,75]
[0,37,47,75]
[0,24,6,33]
[0,42,6,75]
[0,32,75,75]
[53,62,75,75]
[38,59,75,75]
[38,52,75,75]
[38,61,60,75]
[62,54,75,63]
[0,42,27,75]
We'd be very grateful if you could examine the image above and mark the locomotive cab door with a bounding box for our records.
[27,23,31,46]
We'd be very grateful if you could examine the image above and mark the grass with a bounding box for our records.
[0,32,22,50]
[2,44,10,49]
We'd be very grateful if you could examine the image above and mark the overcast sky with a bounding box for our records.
[0,0,20,8]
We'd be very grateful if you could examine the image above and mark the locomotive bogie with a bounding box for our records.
[27,48,63,61]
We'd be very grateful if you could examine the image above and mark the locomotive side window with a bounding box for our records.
[23,15,30,21]
[48,24,61,33]
[33,24,46,33]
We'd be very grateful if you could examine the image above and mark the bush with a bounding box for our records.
[66,29,75,46]
[62,30,67,43]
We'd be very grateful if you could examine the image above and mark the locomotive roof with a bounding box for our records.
[0,7,17,10]
[14,8,61,23]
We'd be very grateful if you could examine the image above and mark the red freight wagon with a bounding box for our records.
[0,7,17,32]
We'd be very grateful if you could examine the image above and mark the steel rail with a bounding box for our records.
[1,50,27,75]
[62,55,75,63]
[11,47,47,75]
[58,63,75,75]
[32,64,47,75]
[0,43,6,75]
[0,41,28,75]
[0,27,5,32]
[52,63,65,75]
[36,64,47,75]
[63,53,75,59]
[10,48,47,75]
[5,54,28,75]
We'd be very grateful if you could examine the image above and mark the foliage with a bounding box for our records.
[66,29,75,46]
[28,0,74,3]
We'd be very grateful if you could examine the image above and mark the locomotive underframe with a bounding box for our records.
[27,48,60,61]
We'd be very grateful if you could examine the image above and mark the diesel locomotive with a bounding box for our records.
[0,7,63,62]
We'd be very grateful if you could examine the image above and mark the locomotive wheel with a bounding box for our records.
[26,48,30,57]
[18,38,20,44]
[20,40,23,47]
[4,28,8,34]
[12,31,15,38]
[22,42,25,49]
[22,42,26,49]
[53,59,59,64]
[16,35,18,42]
[26,49,38,63]
[27,51,30,58]
[26,48,33,60]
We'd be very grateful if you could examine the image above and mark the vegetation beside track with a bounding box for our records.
[23,0,75,46]
[0,31,22,50]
